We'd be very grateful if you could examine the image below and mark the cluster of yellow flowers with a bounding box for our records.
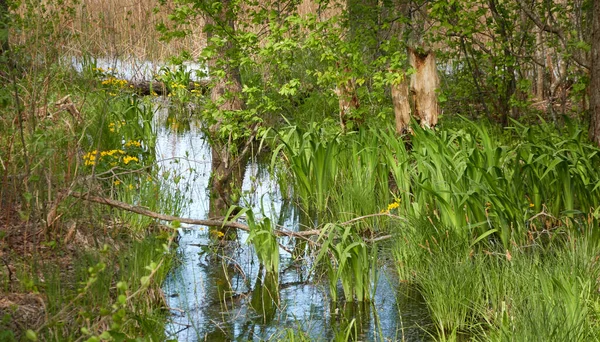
[380,200,401,213]
[210,230,225,238]
[170,82,188,90]
[108,121,126,132]
[123,155,139,165]
[124,140,142,148]
[83,149,139,167]
[92,67,106,73]
[102,77,128,88]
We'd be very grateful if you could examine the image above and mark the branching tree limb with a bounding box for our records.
[69,192,404,241]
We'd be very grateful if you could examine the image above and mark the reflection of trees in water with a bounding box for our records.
[164,105,192,133]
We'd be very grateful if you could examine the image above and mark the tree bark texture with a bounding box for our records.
[589,0,600,147]
[391,79,411,134]
[409,48,439,128]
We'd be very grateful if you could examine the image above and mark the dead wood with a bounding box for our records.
[125,79,210,96]
[69,192,403,242]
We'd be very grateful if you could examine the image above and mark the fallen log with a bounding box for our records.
[125,79,210,96]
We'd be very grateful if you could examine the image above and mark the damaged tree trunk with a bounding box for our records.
[409,48,439,128]
[391,0,439,134]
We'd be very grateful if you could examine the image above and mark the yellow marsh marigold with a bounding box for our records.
[125,140,142,148]
[102,77,128,88]
[211,230,225,238]
[387,201,400,211]
[123,155,139,165]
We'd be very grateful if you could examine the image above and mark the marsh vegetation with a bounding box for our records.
[1,0,600,341]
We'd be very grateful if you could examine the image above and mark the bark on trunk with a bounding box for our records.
[208,146,248,219]
[334,75,359,131]
[390,0,439,134]
[409,48,439,128]
[589,0,600,147]
[536,30,545,101]
[391,79,411,134]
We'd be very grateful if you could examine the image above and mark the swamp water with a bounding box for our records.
[72,57,432,341]
[154,109,431,341]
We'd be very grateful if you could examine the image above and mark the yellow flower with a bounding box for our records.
[529,202,535,208]
[128,184,134,190]
[123,155,139,165]
[211,230,225,238]
[387,201,400,211]
[114,180,121,186]
[125,140,142,148]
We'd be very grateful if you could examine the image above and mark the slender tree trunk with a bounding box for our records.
[536,30,545,101]
[589,0,600,147]
[204,0,249,231]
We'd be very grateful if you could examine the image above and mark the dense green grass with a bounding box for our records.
[272,118,600,340]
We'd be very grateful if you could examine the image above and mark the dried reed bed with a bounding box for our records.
[13,0,204,60]
[14,0,342,61]
[74,0,205,60]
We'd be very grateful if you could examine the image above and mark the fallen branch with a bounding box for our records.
[126,79,210,96]
[70,192,404,241]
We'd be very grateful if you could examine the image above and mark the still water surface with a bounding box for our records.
[154,107,431,341]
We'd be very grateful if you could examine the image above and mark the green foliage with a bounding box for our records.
[315,223,375,303]
[275,119,600,249]
[245,208,280,276]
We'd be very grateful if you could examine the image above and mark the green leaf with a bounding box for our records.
[26,330,38,341]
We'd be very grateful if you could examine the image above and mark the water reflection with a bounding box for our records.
[152,98,430,341]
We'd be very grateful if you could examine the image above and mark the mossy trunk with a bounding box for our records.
[208,146,248,219]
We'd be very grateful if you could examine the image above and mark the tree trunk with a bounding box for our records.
[209,146,248,219]
[334,74,359,132]
[536,30,545,101]
[589,0,600,147]
[204,0,249,235]
[391,0,439,132]
[409,48,439,128]
[392,79,411,134]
